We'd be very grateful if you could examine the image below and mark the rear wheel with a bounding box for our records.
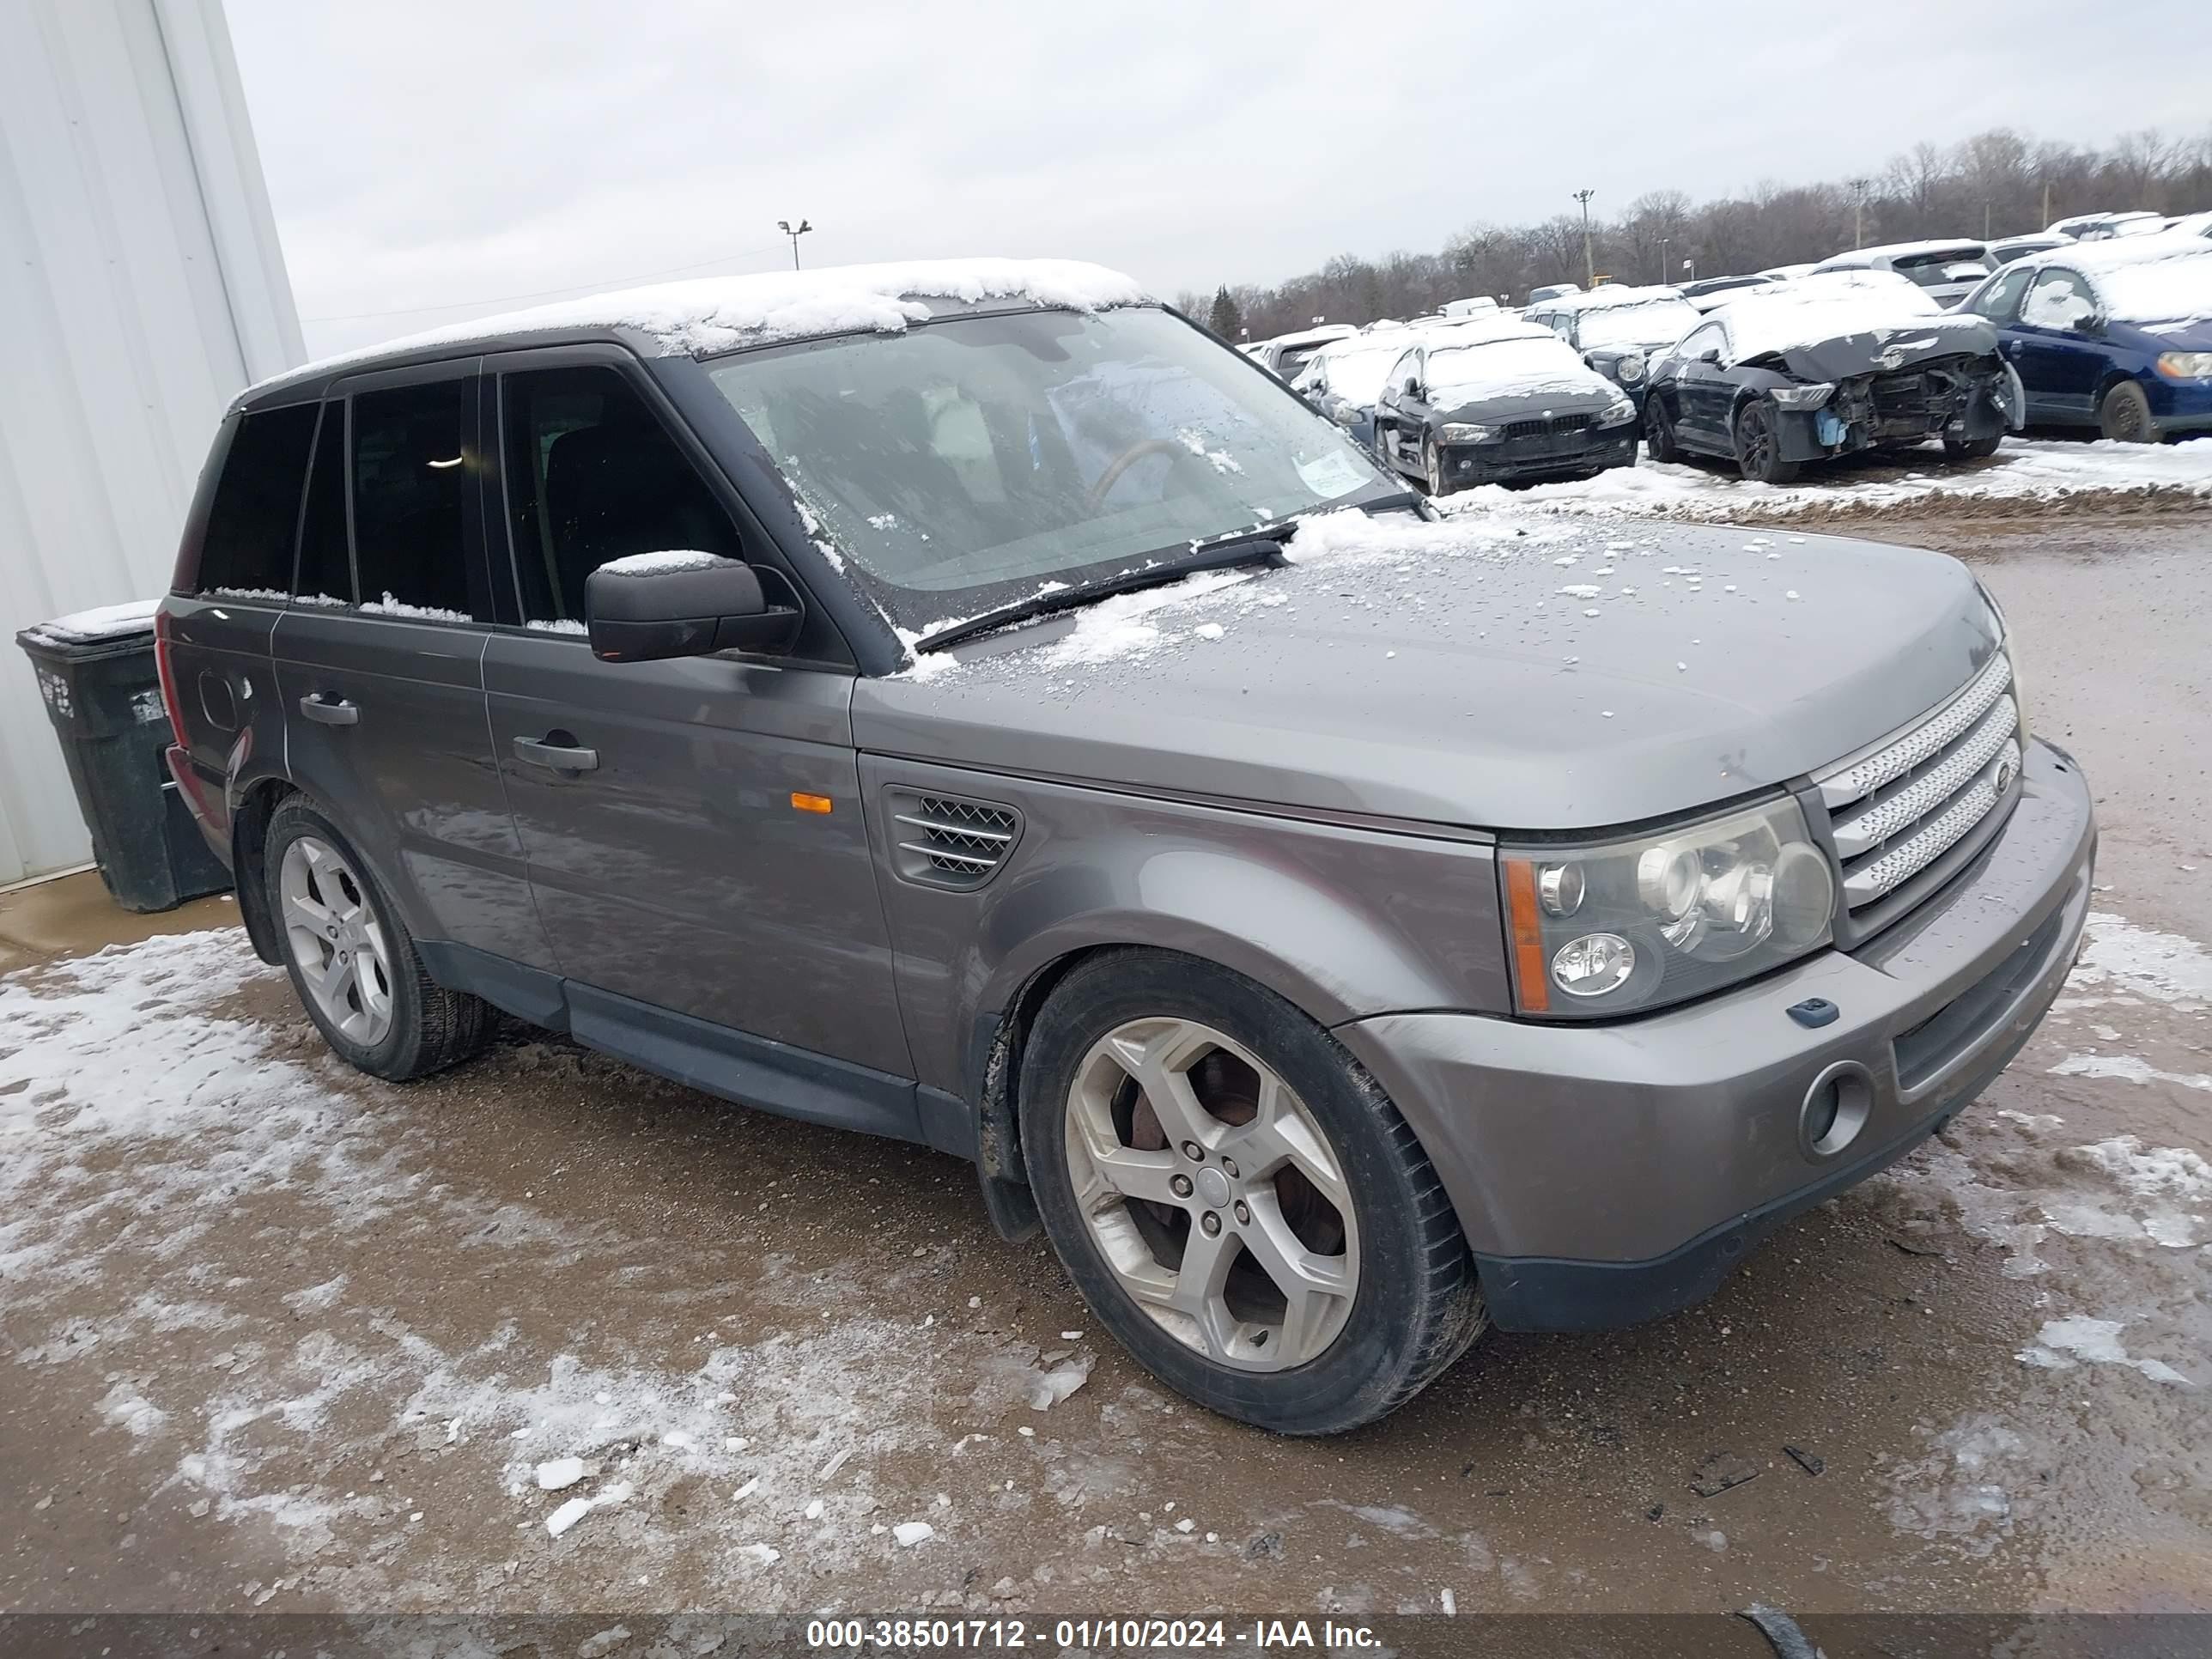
[1643,394,1680,462]
[1019,951,1486,1435]
[264,796,491,1081]
[1734,398,1801,484]
[2098,380,2159,443]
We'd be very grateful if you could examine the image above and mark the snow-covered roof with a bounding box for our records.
[2033,233,2212,325]
[1264,324,1358,349]
[1545,283,1687,312]
[248,258,1151,398]
[1817,240,1989,266]
[1423,331,1604,403]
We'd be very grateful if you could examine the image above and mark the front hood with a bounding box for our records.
[854,510,2002,831]
[1437,380,1618,423]
[1765,316,1997,383]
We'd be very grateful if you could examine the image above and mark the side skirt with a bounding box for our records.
[416,939,975,1159]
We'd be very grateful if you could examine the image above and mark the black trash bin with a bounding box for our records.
[15,601,231,913]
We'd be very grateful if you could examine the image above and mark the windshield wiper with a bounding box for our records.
[913,524,1297,653]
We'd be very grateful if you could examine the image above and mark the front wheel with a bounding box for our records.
[1734,398,1802,484]
[1018,951,1486,1435]
[2098,380,2159,443]
[264,795,491,1080]
[1643,394,1680,462]
[1942,431,2002,460]
[1423,434,1455,497]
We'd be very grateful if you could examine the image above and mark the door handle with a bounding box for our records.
[298,694,358,726]
[513,734,599,773]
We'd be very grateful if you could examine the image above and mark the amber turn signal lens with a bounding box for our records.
[790,793,833,814]
[1502,858,1552,1014]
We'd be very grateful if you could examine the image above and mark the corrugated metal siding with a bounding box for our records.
[0,0,301,883]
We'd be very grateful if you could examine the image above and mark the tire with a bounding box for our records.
[1643,394,1680,463]
[1733,398,1801,484]
[2098,380,2159,443]
[1423,434,1455,498]
[264,794,492,1081]
[1942,431,2002,460]
[1018,950,1486,1435]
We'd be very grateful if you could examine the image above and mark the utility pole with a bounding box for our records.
[776,218,813,270]
[1573,189,1596,288]
[2042,179,2052,228]
[1849,178,1869,248]
[1984,201,1991,239]
[1658,236,1669,285]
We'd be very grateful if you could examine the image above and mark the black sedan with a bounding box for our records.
[1641,278,2011,483]
[1371,322,1638,495]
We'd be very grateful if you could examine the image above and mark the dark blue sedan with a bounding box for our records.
[1960,236,2212,441]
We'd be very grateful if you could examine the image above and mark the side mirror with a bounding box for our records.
[2075,311,2105,337]
[1403,376,1423,399]
[585,553,800,663]
[1697,346,1722,365]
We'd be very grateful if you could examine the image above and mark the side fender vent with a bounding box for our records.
[886,788,1022,890]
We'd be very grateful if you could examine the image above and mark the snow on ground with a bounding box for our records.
[1437,437,2212,522]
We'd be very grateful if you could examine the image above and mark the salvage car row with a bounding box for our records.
[1255,226,2212,490]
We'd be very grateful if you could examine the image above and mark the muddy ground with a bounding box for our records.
[1,500,2207,1626]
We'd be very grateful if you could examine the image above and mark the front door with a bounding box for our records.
[2012,268,2107,422]
[480,356,910,1079]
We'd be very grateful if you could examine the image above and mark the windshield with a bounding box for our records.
[2097,248,2212,324]
[1425,336,1593,403]
[706,306,1391,628]
[1577,298,1701,349]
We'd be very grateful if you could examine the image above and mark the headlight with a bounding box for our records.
[1614,354,1646,384]
[2156,352,2212,380]
[1770,382,1837,410]
[1599,395,1637,426]
[1438,422,1498,443]
[1500,796,1836,1018]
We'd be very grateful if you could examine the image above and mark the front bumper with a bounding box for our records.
[1337,738,2094,1332]
[1446,427,1637,484]
[2147,374,2212,434]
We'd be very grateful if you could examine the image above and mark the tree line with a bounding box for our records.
[1183,126,2212,343]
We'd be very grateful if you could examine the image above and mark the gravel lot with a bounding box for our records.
[2,494,2207,1627]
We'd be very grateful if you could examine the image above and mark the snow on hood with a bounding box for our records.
[1425,331,1607,404]
[249,259,1150,395]
[1708,276,1979,368]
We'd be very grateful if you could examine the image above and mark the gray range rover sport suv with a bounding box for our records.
[160,260,2094,1435]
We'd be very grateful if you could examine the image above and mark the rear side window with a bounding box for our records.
[295,402,354,603]
[351,380,475,617]
[498,366,742,623]
[195,404,317,593]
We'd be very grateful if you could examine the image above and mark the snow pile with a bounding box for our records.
[255,259,1150,389]
[2071,909,2212,1006]
[1437,437,2212,521]
[20,598,159,645]
[595,550,729,577]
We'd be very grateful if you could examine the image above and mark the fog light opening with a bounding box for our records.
[1801,1061,1874,1158]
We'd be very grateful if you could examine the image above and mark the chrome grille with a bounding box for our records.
[1819,654,2021,913]
[886,789,1021,890]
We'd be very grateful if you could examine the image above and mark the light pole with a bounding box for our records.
[1573,188,1596,288]
[1658,236,1669,285]
[1849,178,1869,248]
[776,219,812,270]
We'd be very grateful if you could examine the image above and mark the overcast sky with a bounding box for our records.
[227,0,2212,360]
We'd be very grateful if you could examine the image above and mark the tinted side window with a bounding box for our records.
[351,380,475,617]
[296,402,354,602]
[196,404,317,593]
[499,366,742,623]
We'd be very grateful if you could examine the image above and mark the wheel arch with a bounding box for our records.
[228,775,297,965]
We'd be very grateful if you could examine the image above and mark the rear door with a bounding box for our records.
[478,349,911,1082]
[271,362,556,972]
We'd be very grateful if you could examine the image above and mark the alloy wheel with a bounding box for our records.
[1740,404,1777,478]
[279,836,394,1046]
[1425,438,1446,496]
[1063,1017,1358,1371]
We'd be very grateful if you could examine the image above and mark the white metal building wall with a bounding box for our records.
[0,0,301,884]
